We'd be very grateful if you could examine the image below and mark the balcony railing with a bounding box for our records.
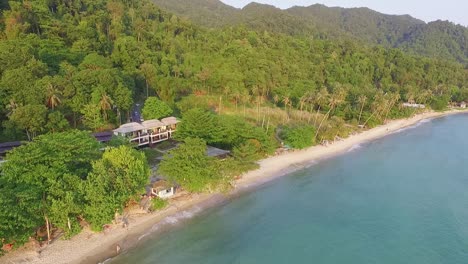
[129,129,175,146]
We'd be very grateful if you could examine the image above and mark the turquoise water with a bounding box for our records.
[111,114,468,264]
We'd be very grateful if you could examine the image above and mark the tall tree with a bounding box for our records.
[84,146,150,231]
[0,131,101,245]
[141,97,173,120]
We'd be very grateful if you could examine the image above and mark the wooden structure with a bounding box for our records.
[113,117,180,146]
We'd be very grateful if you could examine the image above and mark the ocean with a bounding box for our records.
[110,114,468,264]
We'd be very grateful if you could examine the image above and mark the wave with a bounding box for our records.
[391,118,432,135]
[419,118,432,124]
[137,206,203,242]
[347,144,363,152]
[100,258,114,264]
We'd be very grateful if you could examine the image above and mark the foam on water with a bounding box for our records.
[392,118,432,134]
[136,206,204,243]
[347,144,362,152]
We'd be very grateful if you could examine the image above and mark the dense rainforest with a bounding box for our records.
[0,0,466,142]
[153,0,468,64]
[0,0,467,251]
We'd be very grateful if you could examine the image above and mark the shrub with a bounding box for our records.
[150,198,168,211]
[282,125,316,149]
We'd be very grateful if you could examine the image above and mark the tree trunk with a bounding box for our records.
[45,216,51,244]
[26,130,31,141]
[145,80,149,98]
[219,96,222,114]
[73,112,77,128]
[362,111,377,128]
[315,107,333,140]
[383,102,396,123]
[358,103,365,125]
[266,117,270,133]
[314,106,321,127]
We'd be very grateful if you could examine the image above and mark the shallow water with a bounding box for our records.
[111,114,468,264]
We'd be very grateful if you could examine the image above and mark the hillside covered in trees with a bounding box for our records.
[0,0,467,252]
[153,0,468,64]
[0,0,466,142]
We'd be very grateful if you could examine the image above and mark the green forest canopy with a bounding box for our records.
[0,0,466,142]
[153,0,468,65]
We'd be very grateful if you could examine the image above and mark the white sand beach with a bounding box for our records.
[1,109,466,264]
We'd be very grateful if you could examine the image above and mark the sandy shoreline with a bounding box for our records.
[2,109,467,264]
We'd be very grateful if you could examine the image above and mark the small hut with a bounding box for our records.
[151,180,176,199]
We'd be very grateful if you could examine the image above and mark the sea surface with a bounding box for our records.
[111,114,468,264]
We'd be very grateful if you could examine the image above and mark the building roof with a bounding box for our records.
[142,119,165,129]
[162,117,180,126]
[206,146,230,158]
[0,141,22,155]
[93,131,113,143]
[152,180,175,192]
[113,122,145,134]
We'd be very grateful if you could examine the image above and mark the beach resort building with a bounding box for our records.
[113,117,180,146]
[402,103,426,109]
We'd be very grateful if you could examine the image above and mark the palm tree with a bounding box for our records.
[362,92,385,128]
[233,90,241,111]
[99,93,114,121]
[46,83,62,110]
[6,99,19,116]
[314,88,329,126]
[383,93,401,122]
[299,95,307,121]
[315,88,346,140]
[241,92,250,117]
[357,95,367,125]
[273,94,280,106]
[306,92,315,123]
[282,96,291,122]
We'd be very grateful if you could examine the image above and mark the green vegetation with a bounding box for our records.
[0,132,149,248]
[142,147,164,164]
[0,0,466,143]
[150,198,168,212]
[84,146,150,231]
[158,138,222,193]
[282,125,316,149]
[142,97,173,120]
[154,0,468,64]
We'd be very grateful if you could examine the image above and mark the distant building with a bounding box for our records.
[113,117,180,146]
[460,102,466,109]
[402,103,425,109]
[151,180,176,199]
